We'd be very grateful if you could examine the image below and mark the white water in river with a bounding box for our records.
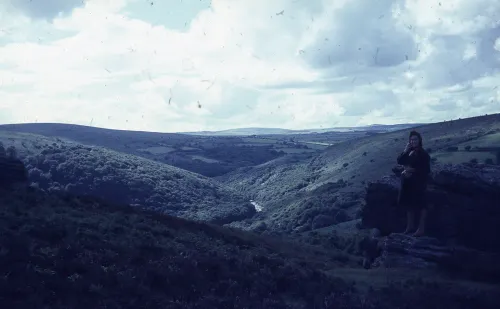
[250,200,263,212]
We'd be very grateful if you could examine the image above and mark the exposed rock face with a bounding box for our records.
[0,157,28,188]
[372,233,500,281]
[362,163,500,252]
[373,234,446,269]
[360,163,500,279]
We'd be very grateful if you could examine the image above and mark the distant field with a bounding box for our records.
[302,141,333,146]
[460,132,500,147]
[432,132,500,164]
[241,137,272,144]
[240,136,329,154]
[277,148,316,154]
[433,151,496,164]
[191,155,220,163]
[138,146,175,154]
[235,143,271,147]
[301,142,332,150]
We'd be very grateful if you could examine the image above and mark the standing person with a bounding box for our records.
[397,130,431,237]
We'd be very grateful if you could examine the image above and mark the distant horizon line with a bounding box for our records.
[0,121,428,134]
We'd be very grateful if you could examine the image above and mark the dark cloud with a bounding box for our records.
[416,27,500,89]
[11,0,84,20]
[301,0,417,70]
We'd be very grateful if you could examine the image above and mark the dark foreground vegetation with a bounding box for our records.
[1,187,499,309]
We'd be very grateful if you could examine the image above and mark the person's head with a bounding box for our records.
[409,130,422,148]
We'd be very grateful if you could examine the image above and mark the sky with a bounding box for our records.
[0,0,499,133]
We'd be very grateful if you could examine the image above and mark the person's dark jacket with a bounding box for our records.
[396,147,431,191]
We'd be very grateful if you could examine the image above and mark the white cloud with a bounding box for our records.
[0,0,499,132]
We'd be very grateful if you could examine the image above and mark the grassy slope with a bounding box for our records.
[310,114,500,188]
[1,187,499,309]
[219,114,500,232]
[0,131,254,224]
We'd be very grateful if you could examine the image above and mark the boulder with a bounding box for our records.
[361,163,500,253]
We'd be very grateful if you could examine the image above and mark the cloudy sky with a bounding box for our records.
[0,0,499,132]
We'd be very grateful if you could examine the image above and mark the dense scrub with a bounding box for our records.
[1,188,499,309]
[0,139,254,224]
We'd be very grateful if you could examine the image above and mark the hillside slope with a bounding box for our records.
[219,114,500,232]
[0,131,254,224]
[0,123,284,177]
[1,187,499,309]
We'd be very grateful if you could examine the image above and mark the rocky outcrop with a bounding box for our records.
[372,233,500,281]
[373,233,446,269]
[360,163,500,278]
[0,157,28,188]
[361,163,500,253]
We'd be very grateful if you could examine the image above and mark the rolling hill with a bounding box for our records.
[0,131,254,224]
[0,123,422,178]
[0,123,295,177]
